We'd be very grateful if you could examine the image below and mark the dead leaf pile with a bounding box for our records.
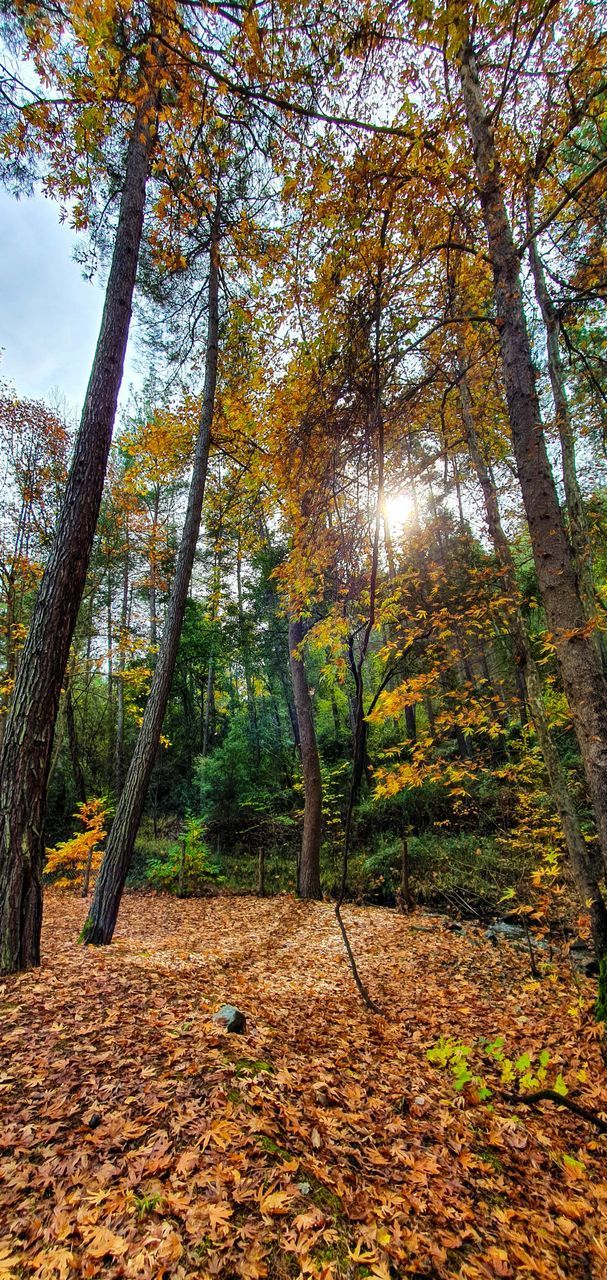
[1,892,606,1279]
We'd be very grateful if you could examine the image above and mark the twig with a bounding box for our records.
[500,1088,607,1135]
[523,916,540,979]
[335,901,381,1014]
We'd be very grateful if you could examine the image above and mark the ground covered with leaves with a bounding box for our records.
[1,893,606,1280]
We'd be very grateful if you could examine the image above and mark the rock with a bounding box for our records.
[297,1182,311,1196]
[445,920,464,934]
[212,1004,246,1033]
[569,941,599,977]
[486,921,527,942]
[485,920,547,949]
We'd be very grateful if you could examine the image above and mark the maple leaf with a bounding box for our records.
[258,1188,295,1218]
[84,1227,129,1259]
[155,1230,183,1264]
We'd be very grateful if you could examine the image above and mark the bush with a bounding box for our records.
[348,834,403,904]
[144,816,222,896]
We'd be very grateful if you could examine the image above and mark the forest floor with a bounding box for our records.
[1,893,607,1280]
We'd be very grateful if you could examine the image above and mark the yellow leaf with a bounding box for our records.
[258,1189,293,1217]
[85,1228,128,1259]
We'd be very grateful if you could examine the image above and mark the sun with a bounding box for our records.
[383,490,414,532]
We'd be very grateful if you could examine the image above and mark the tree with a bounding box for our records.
[289,614,323,899]
[456,342,607,957]
[0,388,68,742]
[454,19,607,887]
[84,208,220,945]
[0,60,161,971]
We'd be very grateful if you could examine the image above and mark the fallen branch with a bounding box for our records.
[335,900,381,1015]
[500,1088,607,1135]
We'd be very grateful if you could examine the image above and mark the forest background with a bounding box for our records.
[1,0,607,979]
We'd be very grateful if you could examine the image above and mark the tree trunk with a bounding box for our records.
[114,538,130,798]
[202,654,214,758]
[177,838,186,898]
[457,34,607,884]
[329,686,341,747]
[82,844,95,899]
[149,485,160,652]
[202,548,221,758]
[0,100,155,975]
[526,187,602,653]
[84,218,220,946]
[280,666,300,748]
[405,702,417,742]
[257,846,266,897]
[288,614,322,900]
[236,535,260,764]
[65,673,86,804]
[458,353,607,957]
[398,836,414,913]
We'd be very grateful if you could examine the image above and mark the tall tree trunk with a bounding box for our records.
[114,536,130,799]
[279,665,300,749]
[84,221,220,946]
[202,652,214,758]
[458,354,607,957]
[0,100,156,975]
[457,34,607,883]
[149,485,160,652]
[65,671,86,805]
[106,570,114,781]
[236,535,260,765]
[288,614,322,900]
[405,702,417,742]
[329,686,341,747]
[526,187,602,652]
[202,545,221,758]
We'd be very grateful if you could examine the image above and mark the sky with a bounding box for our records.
[0,188,141,419]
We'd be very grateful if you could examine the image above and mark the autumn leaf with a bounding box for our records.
[84,1228,129,1259]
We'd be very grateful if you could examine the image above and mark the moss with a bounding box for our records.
[305,1174,343,1218]
[234,1058,274,1077]
[192,1237,213,1259]
[474,1146,504,1172]
[256,1134,293,1162]
[596,956,607,1024]
[78,916,94,944]
[311,1237,350,1268]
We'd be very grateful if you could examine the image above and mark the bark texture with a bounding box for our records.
[457,36,607,882]
[84,222,220,946]
[289,614,323,900]
[526,189,600,644]
[0,103,155,975]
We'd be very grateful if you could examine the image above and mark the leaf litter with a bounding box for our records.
[0,891,606,1279]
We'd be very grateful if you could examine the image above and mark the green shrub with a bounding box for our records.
[144,816,222,895]
[348,834,403,904]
